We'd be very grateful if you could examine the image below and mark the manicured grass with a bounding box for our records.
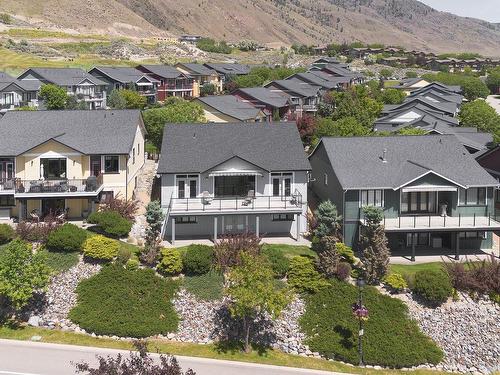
[383,80,399,87]
[300,279,443,367]
[0,325,447,375]
[43,251,79,274]
[261,244,316,259]
[183,271,224,301]
[389,262,446,277]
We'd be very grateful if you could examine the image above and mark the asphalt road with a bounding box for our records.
[0,339,344,375]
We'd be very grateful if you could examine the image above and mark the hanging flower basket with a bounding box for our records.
[352,302,369,321]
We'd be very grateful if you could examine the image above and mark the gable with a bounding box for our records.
[398,170,465,190]
[205,156,266,174]
[22,139,83,157]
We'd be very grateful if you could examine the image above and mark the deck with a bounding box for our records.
[380,214,500,232]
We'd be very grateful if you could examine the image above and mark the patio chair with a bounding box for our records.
[85,176,97,192]
[201,191,212,205]
[242,190,255,206]
[30,209,40,223]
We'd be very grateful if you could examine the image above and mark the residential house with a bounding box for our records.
[308,135,500,260]
[0,80,40,112]
[409,82,462,96]
[381,96,459,118]
[193,95,266,122]
[0,110,145,221]
[476,146,500,217]
[203,63,252,83]
[17,68,108,109]
[309,63,364,85]
[264,80,322,116]
[393,78,431,95]
[380,56,410,67]
[158,122,310,243]
[88,67,159,104]
[286,72,348,91]
[232,87,293,121]
[407,87,464,106]
[311,57,349,70]
[178,35,202,45]
[175,63,223,97]
[136,65,194,100]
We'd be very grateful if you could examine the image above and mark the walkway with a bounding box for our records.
[486,95,500,114]
[163,236,312,248]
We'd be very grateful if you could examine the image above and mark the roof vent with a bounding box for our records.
[381,148,388,163]
[193,132,196,139]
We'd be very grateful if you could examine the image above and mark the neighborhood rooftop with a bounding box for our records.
[158,122,311,174]
[314,135,499,190]
[196,95,264,121]
[20,67,108,86]
[90,67,159,83]
[0,110,143,156]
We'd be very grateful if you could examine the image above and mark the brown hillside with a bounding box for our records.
[2,0,500,56]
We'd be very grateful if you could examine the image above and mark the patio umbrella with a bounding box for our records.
[40,163,45,180]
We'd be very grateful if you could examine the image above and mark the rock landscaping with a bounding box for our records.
[393,291,500,374]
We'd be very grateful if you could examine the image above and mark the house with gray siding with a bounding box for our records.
[308,135,500,260]
[158,122,311,244]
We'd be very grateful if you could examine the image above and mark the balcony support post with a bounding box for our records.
[171,218,176,245]
[213,216,218,242]
[296,214,300,242]
[411,233,416,262]
[256,215,260,237]
[221,216,225,235]
[455,232,460,261]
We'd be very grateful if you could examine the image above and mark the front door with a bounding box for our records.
[42,199,65,216]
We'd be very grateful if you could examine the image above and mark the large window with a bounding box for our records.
[104,155,119,173]
[40,158,66,179]
[459,188,486,206]
[360,189,383,207]
[272,213,294,222]
[0,195,15,207]
[401,191,436,213]
[214,175,255,197]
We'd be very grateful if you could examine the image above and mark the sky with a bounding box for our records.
[418,0,500,23]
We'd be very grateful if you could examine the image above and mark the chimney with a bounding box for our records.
[382,148,388,163]
[193,132,196,139]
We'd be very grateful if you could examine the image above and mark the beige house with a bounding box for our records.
[0,110,145,221]
[193,95,266,123]
[175,63,223,98]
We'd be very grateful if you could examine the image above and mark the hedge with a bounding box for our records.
[300,280,443,367]
[182,245,213,275]
[82,235,119,260]
[46,223,88,252]
[157,248,182,275]
[0,224,15,244]
[69,266,179,337]
[87,211,132,238]
[414,270,452,305]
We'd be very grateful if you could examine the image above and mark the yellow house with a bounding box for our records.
[193,95,266,123]
[175,63,223,98]
[0,110,145,221]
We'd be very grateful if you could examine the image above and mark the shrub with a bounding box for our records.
[158,248,182,275]
[83,235,119,260]
[300,279,443,367]
[335,243,356,264]
[384,273,408,293]
[414,270,452,305]
[315,236,340,278]
[88,211,132,238]
[444,255,499,296]
[0,224,15,244]
[69,266,178,337]
[125,258,140,271]
[336,262,351,281]
[213,233,261,272]
[287,256,329,294]
[262,246,290,278]
[46,223,87,252]
[100,194,139,221]
[15,221,60,243]
[182,245,213,275]
[116,247,132,266]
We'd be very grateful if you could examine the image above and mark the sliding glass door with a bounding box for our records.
[401,191,437,214]
[214,176,255,197]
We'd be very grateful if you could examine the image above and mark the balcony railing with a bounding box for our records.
[15,175,103,195]
[368,213,500,231]
[170,191,303,213]
[0,178,15,192]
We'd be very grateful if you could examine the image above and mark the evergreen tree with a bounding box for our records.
[313,200,342,239]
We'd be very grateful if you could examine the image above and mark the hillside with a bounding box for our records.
[1,0,500,56]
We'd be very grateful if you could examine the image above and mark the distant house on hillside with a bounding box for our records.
[136,65,194,100]
[193,95,266,123]
[232,87,293,121]
[393,78,431,95]
[203,63,252,83]
[178,35,202,45]
[175,63,223,97]
[264,80,322,116]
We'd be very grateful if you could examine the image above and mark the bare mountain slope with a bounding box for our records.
[2,0,500,55]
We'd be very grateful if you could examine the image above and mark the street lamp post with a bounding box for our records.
[352,277,367,367]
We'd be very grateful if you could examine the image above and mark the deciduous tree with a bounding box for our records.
[39,84,68,110]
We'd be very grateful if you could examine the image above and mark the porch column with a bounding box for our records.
[411,233,416,262]
[256,215,260,237]
[221,216,225,235]
[245,215,248,231]
[295,213,300,242]
[213,216,218,242]
[455,232,460,261]
[171,218,175,245]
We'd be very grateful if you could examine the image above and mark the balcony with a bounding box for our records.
[0,178,15,194]
[169,192,303,215]
[375,214,500,232]
[14,175,103,198]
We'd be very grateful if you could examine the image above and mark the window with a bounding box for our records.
[40,158,66,179]
[104,155,119,173]
[360,189,383,207]
[406,233,430,246]
[459,232,486,239]
[324,173,328,186]
[272,214,294,222]
[132,148,135,164]
[401,191,436,213]
[214,175,255,197]
[459,188,486,206]
[137,143,140,155]
[0,195,15,207]
[175,216,197,224]
[100,191,114,203]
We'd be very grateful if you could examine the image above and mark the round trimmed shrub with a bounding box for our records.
[87,211,132,238]
[46,223,87,252]
[0,223,15,244]
[182,245,213,275]
[414,270,452,305]
[157,248,182,275]
[288,256,329,293]
[126,258,140,271]
[262,247,290,278]
[69,265,178,337]
[384,273,408,293]
[335,262,351,281]
[116,247,132,266]
[83,235,119,260]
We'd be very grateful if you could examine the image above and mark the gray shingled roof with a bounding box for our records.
[0,72,15,83]
[19,68,107,86]
[158,122,311,174]
[177,63,217,76]
[203,63,251,76]
[0,110,142,156]
[91,67,159,84]
[265,80,321,98]
[313,135,498,189]
[196,95,262,121]
[234,87,290,108]
[286,73,339,90]
[410,82,462,95]
[138,65,184,79]
[382,97,458,116]
[408,89,463,104]
[0,79,42,92]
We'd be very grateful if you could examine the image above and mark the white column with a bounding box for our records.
[171,218,176,245]
[214,216,218,242]
[296,213,300,241]
[245,215,248,231]
[221,216,225,235]
[256,215,260,237]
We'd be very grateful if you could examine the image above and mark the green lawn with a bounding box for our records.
[383,80,399,88]
[44,251,79,274]
[0,325,447,375]
[389,262,446,277]
[261,244,316,259]
[183,271,224,301]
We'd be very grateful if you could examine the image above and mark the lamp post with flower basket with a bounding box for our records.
[352,277,368,366]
